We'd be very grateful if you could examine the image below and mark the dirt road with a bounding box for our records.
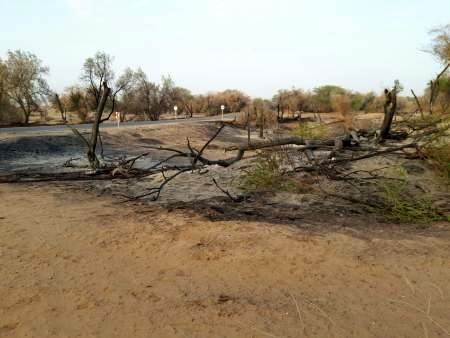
[1,184,449,337]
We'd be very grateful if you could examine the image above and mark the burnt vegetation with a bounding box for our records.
[1,27,450,225]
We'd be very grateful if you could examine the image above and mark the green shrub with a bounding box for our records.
[421,139,450,184]
[377,175,444,224]
[240,153,306,193]
[291,122,328,139]
[407,113,444,130]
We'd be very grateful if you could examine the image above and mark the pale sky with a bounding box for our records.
[1,0,449,98]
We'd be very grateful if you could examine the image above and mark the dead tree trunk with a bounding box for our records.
[55,94,67,122]
[54,82,111,170]
[410,89,423,118]
[87,82,111,169]
[428,63,450,114]
[257,107,264,139]
[379,88,397,142]
[247,109,251,146]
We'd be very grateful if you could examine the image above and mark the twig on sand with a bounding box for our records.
[403,275,416,294]
[304,298,335,327]
[388,298,450,336]
[422,322,429,338]
[426,282,445,300]
[235,319,281,338]
[289,293,305,331]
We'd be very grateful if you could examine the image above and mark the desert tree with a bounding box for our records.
[50,85,86,122]
[0,58,5,103]
[219,89,250,113]
[81,52,114,110]
[251,98,272,138]
[331,92,352,130]
[171,86,195,117]
[201,90,250,116]
[83,67,137,167]
[105,67,137,119]
[432,74,450,114]
[272,89,290,119]
[182,94,212,117]
[55,61,137,169]
[0,58,7,114]
[2,50,50,124]
[0,58,19,124]
[427,63,450,114]
[429,24,450,64]
[285,88,308,115]
[425,25,450,114]
[312,85,347,113]
[124,71,176,121]
[272,88,311,120]
[64,86,89,121]
[120,69,155,120]
[348,91,374,112]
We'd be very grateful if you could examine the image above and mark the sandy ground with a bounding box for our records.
[1,113,450,337]
[1,183,450,338]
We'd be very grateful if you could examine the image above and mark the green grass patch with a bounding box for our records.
[376,171,445,224]
[291,122,328,139]
[239,154,307,193]
[421,139,450,184]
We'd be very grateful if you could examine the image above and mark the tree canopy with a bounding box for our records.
[2,50,49,124]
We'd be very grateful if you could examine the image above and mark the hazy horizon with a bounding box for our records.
[1,0,449,98]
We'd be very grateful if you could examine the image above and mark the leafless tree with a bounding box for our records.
[81,52,114,110]
[54,66,137,169]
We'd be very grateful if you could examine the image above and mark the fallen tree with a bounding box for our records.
[0,115,446,199]
[2,67,449,205]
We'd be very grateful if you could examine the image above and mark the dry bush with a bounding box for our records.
[272,88,312,115]
[397,96,416,113]
[59,86,91,122]
[435,95,450,114]
[235,111,250,126]
[311,85,347,112]
[364,94,385,113]
[201,90,250,116]
[75,108,90,123]
[331,93,354,129]
[403,110,450,183]
[235,109,277,129]
[264,110,278,128]
[433,76,450,114]
[0,106,23,125]
[429,24,450,64]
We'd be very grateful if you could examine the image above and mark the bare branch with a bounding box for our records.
[411,89,424,117]
[212,178,243,202]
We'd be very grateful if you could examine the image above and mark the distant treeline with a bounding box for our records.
[1,42,449,125]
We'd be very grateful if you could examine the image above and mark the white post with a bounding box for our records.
[115,112,120,128]
[221,105,225,121]
[174,105,178,119]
